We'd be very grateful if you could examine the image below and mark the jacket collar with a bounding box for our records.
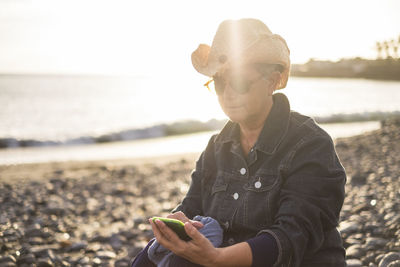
[214,93,290,155]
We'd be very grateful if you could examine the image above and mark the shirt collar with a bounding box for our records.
[214,93,291,155]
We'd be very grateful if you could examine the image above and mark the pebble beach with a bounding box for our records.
[0,119,399,267]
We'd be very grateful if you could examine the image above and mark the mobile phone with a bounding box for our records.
[152,217,192,241]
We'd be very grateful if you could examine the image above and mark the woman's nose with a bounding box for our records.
[223,82,237,99]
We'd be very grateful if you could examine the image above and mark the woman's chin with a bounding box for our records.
[224,111,246,123]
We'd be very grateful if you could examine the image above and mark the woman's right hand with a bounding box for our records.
[167,211,204,230]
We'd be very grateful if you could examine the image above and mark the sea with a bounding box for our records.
[0,74,399,165]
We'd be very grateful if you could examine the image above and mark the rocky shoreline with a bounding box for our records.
[1,119,400,267]
[335,118,400,267]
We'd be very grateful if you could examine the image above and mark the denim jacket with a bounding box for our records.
[173,93,346,267]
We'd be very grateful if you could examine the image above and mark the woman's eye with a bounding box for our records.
[232,78,249,92]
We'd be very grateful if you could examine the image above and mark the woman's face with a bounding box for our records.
[216,64,274,126]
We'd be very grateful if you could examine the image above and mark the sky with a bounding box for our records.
[0,0,399,75]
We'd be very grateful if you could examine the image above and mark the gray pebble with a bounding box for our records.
[110,234,124,251]
[89,234,110,243]
[346,244,366,258]
[347,258,363,267]
[339,221,360,235]
[17,253,35,265]
[43,207,65,216]
[96,250,116,260]
[68,242,87,252]
[78,256,90,264]
[379,252,400,267]
[387,260,400,267]
[115,258,131,267]
[0,255,16,263]
[365,237,387,250]
[37,258,54,267]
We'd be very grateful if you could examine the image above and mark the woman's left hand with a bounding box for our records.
[149,218,219,266]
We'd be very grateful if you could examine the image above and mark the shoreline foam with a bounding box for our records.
[1,112,398,149]
[0,121,381,166]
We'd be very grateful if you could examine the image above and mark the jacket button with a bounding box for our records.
[233,193,239,200]
[240,168,246,175]
[255,181,262,188]
[228,238,235,245]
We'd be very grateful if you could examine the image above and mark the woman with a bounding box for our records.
[132,18,346,267]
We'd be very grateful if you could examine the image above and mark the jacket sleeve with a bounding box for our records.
[172,135,217,219]
[259,134,346,266]
[171,155,205,219]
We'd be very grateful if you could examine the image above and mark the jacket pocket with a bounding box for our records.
[243,174,278,192]
[204,173,229,219]
[242,174,279,228]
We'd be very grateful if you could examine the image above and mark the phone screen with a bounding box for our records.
[152,217,192,241]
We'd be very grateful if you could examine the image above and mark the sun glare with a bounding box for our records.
[0,0,399,74]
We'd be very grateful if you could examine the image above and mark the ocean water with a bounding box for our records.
[0,121,382,165]
[0,74,399,144]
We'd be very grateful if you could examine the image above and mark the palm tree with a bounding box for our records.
[375,41,382,59]
[391,39,398,59]
[383,41,390,59]
[397,35,400,58]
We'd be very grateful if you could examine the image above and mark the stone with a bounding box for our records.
[353,203,371,213]
[350,172,367,185]
[115,258,130,267]
[110,234,123,251]
[25,225,43,238]
[43,207,65,216]
[379,252,400,267]
[37,258,54,267]
[59,260,71,267]
[365,237,387,250]
[68,242,87,252]
[347,258,363,267]
[346,244,366,258]
[30,246,57,258]
[128,246,144,258]
[90,234,110,243]
[339,221,360,235]
[92,257,102,265]
[364,252,379,265]
[95,250,116,260]
[0,255,16,263]
[78,256,90,264]
[86,243,103,253]
[28,237,45,245]
[17,253,36,265]
[59,239,72,248]
[119,230,139,240]
[133,217,146,226]
[387,260,400,267]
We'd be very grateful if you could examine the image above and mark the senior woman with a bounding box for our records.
[132,18,346,267]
